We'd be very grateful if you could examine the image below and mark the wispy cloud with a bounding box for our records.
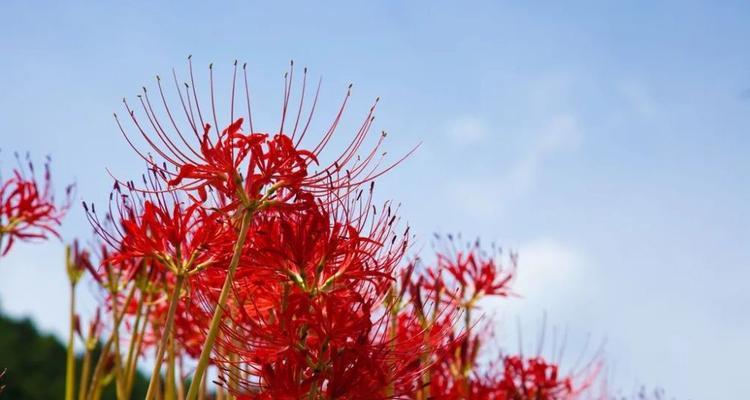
[447,113,582,219]
[488,238,591,320]
[505,113,582,195]
[483,237,601,365]
[513,238,587,303]
[444,115,489,145]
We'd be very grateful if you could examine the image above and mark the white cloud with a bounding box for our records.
[483,238,590,316]
[444,115,489,145]
[482,238,599,362]
[513,238,586,302]
[446,113,582,219]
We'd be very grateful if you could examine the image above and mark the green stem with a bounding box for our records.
[462,305,473,395]
[126,302,152,398]
[123,293,145,389]
[185,209,253,400]
[65,283,77,400]
[78,344,93,400]
[197,371,207,400]
[228,347,239,400]
[111,294,126,400]
[145,274,186,400]
[165,334,176,400]
[385,290,398,398]
[85,284,136,400]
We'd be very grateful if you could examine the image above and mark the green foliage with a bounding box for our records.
[0,312,148,399]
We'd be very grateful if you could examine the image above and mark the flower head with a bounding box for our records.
[498,355,575,399]
[86,180,231,282]
[190,186,419,398]
[425,236,517,309]
[0,155,73,256]
[115,58,413,210]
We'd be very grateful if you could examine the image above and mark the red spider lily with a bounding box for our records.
[407,241,603,400]
[425,237,517,309]
[387,309,460,397]
[115,58,413,210]
[427,333,483,399]
[389,238,600,400]
[496,355,575,399]
[78,60,424,400]
[393,303,595,400]
[82,184,231,378]
[85,179,232,281]
[55,61,618,400]
[112,200,227,274]
[165,118,319,208]
[383,271,464,399]
[187,187,428,398]
[0,156,73,255]
[423,353,586,400]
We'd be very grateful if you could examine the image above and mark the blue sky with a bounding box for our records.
[1,1,749,398]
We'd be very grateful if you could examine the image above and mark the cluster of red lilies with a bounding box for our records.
[0,60,603,400]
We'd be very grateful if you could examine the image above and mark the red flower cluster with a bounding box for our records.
[79,60,429,400]
[206,198,421,398]
[0,155,72,256]
[497,355,575,399]
[62,59,605,400]
[385,240,599,400]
